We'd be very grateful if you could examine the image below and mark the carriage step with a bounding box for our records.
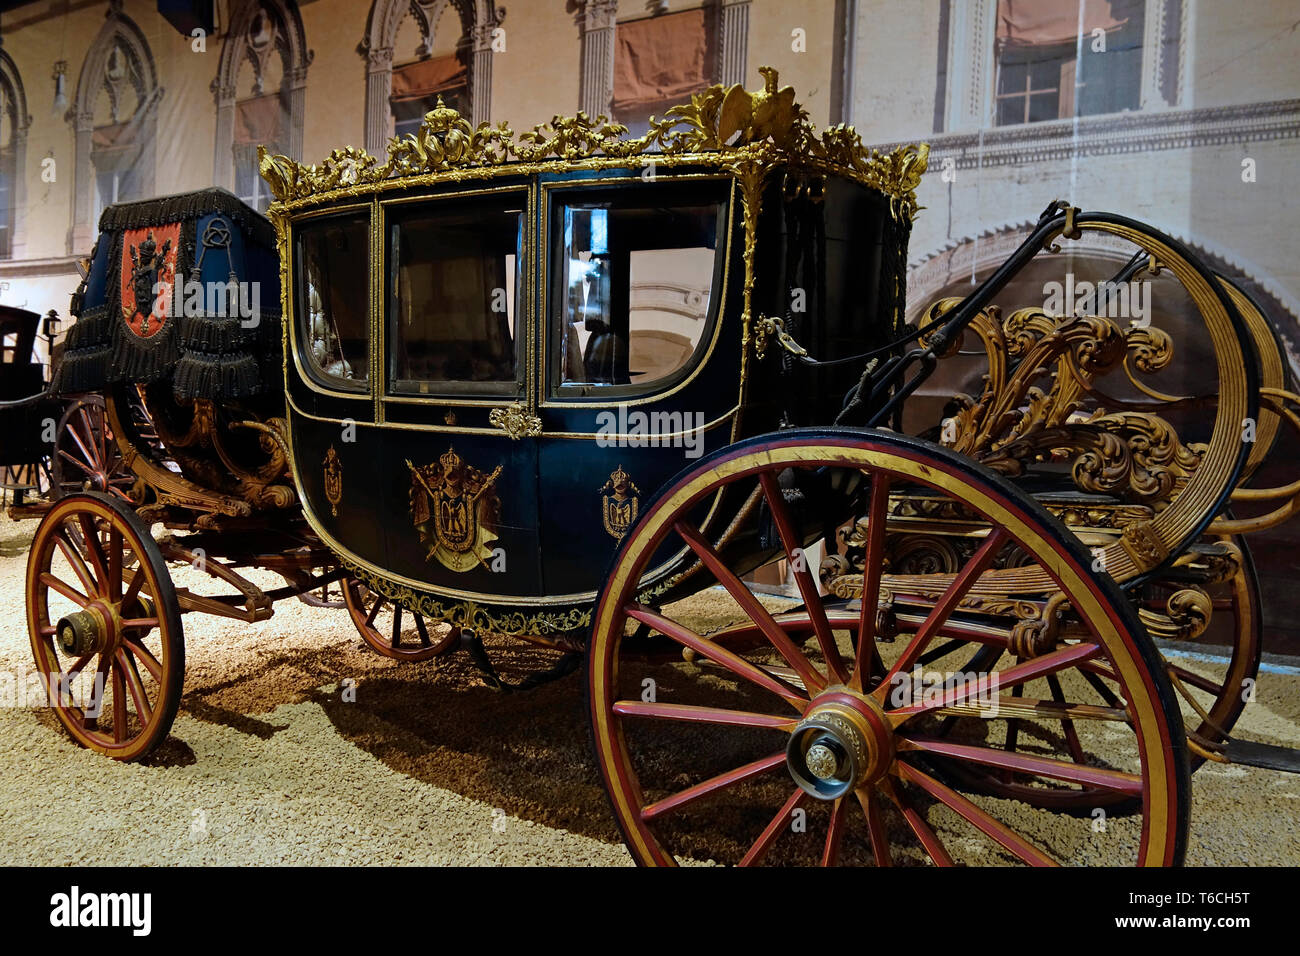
[1221,738,1300,774]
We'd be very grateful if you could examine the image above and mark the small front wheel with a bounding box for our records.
[26,492,183,760]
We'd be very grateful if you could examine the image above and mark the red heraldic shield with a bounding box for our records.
[120,223,181,339]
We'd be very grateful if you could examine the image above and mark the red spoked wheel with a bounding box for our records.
[26,492,184,760]
[929,533,1261,811]
[52,396,137,502]
[588,429,1189,866]
[343,576,459,662]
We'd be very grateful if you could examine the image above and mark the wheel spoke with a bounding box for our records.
[625,604,807,707]
[414,614,432,648]
[54,532,95,593]
[758,472,847,683]
[1166,662,1223,695]
[392,603,403,648]
[364,593,384,628]
[889,642,1101,723]
[66,417,96,470]
[121,566,146,610]
[879,776,952,866]
[853,476,891,691]
[1046,673,1086,765]
[856,787,892,866]
[641,752,786,821]
[822,796,849,866]
[876,528,1008,699]
[76,514,109,585]
[675,521,825,694]
[899,736,1142,794]
[613,700,798,731]
[111,663,128,744]
[122,638,163,681]
[107,527,122,602]
[116,649,153,725]
[39,572,89,607]
[895,762,1058,866]
[738,787,805,867]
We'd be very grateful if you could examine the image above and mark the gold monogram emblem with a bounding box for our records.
[323,446,342,516]
[407,447,503,572]
[600,465,640,542]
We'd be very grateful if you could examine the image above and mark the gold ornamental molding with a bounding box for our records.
[260,67,929,223]
[488,402,542,439]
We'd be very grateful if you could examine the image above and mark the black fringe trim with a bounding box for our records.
[172,352,262,400]
[97,187,275,249]
[111,320,181,385]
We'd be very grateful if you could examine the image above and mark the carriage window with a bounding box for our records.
[297,214,370,391]
[554,193,720,392]
[387,199,522,396]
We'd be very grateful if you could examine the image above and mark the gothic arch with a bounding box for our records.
[0,43,31,258]
[358,0,504,155]
[68,3,162,253]
[213,0,313,191]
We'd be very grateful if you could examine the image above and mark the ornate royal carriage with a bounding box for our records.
[23,68,1300,866]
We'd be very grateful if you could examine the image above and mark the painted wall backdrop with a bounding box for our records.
[2,0,1297,647]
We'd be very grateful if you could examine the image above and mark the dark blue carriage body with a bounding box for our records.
[53,188,282,404]
[273,157,911,639]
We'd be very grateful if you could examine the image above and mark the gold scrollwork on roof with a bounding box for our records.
[259,67,929,222]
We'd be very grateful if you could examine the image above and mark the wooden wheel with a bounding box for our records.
[52,396,136,502]
[343,577,458,662]
[26,492,184,760]
[925,533,1261,811]
[589,429,1189,866]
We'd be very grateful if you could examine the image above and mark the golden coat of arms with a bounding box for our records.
[600,465,640,541]
[407,447,503,572]
[323,446,343,516]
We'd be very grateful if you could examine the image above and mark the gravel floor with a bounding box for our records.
[1,514,1297,866]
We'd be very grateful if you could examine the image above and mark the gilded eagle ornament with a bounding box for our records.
[600,465,641,542]
[407,448,503,572]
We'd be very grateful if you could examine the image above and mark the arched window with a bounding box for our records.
[360,0,504,156]
[69,5,161,254]
[0,43,31,260]
[213,0,312,211]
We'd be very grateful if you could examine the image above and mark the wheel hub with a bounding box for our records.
[55,603,116,657]
[787,691,894,799]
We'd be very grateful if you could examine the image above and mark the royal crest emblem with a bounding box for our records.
[120,224,180,338]
[407,447,503,572]
[323,446,343,516]
[600,465,641,541]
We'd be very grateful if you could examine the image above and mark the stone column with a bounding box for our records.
[944,0,997,132]
[8,125,28,259]
[577,0,618,118]
[364,47,394,157]
[68,112,95,255]
[471,24,496,127]
[212,81,236,190]
[287,66,309,159]
[717,0,751,87]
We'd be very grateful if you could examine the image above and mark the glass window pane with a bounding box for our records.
[997,60,1027,96]
[556,196,719,391]
[1028,92,1060,123]
[298,214,370,390]
[388,200,522,395]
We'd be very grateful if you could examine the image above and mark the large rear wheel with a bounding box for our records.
[588,429,1189,866]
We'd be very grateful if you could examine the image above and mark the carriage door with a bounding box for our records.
[535,173,740,598]
[378,186,545,599]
